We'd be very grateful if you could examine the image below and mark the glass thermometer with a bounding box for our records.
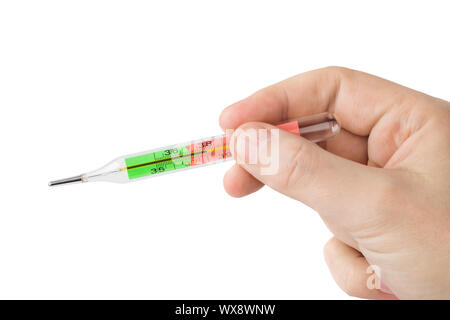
[49,112,340,186]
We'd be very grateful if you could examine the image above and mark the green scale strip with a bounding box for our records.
[125,146,191,180]
[125,146,194,180]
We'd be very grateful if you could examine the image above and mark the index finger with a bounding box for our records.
[219,66,411,136]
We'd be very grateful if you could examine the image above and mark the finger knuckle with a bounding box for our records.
[284,143,318,190]
[250,86,281,108]
[322,66,353,78]
[323,65,345,73]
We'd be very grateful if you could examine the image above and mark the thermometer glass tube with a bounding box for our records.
[49,112,340,186]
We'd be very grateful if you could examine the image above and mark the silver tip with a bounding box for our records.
[48,175,83,187]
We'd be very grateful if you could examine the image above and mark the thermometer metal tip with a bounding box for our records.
[48,175,83,187]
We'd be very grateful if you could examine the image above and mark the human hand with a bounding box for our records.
[219,67,450,299]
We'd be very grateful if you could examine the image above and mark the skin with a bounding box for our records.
[219,67,450,299]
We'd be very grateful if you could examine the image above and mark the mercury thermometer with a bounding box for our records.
[49,112,340,186]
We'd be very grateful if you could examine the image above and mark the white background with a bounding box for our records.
[0,1,448,299]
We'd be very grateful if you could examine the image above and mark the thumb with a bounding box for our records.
[230,122,389,219]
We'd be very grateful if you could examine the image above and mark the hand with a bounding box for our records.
[219,67,450,299]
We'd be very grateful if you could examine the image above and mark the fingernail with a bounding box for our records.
[232,124,270,165]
